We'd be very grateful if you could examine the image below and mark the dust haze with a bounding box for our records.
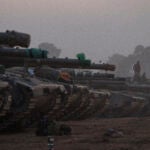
[108,45,150,77]
[1,0,150,62]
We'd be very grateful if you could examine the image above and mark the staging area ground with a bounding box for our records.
[0,117,150,150]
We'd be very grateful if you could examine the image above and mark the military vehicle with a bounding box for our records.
[0,30,114,131]
[1,30,148,132]
[73,69,150,118]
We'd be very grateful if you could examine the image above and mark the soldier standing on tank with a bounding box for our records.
[133,60,141,82]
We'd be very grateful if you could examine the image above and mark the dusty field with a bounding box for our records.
[0,117,150,150]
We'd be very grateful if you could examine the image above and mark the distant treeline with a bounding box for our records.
[108,45,150,77]
[39,42,61,58]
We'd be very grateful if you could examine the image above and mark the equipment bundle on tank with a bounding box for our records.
[0,30,30,48]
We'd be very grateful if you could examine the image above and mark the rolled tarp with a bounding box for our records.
[0,30,30,48]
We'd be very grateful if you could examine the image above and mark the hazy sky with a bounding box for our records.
[1,0,150,62]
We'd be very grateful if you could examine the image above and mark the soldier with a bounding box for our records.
[48,120,59,135]
[133,60,141,82]
[36,114,49,136]
[48,120,72,136]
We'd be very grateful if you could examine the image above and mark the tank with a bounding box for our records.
[74,71,150,118]
[0,31,111,131]
[1,30,148,132]
[0,66,111,131]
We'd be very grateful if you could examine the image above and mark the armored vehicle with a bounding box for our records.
[1,30,148,132]
[0,31,112,131]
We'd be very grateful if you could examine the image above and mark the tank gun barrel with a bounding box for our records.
[0,56,115,71]
[89,63,115,71]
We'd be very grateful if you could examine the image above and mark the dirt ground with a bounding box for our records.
[0,117,150,150]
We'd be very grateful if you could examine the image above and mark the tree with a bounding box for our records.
[133,45,144,55]
[38,42,61,58]
[108,53,126,64]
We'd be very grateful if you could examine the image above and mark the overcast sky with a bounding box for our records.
[1,0,150,62]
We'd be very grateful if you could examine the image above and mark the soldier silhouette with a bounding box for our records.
[133,60,141,82]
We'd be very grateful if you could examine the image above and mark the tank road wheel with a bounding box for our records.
[61,90,83,121]
[64,88,89,120]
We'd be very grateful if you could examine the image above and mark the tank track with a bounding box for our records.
[0,70,149,132]
[0,75,110,131]
[97,91,148,118]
